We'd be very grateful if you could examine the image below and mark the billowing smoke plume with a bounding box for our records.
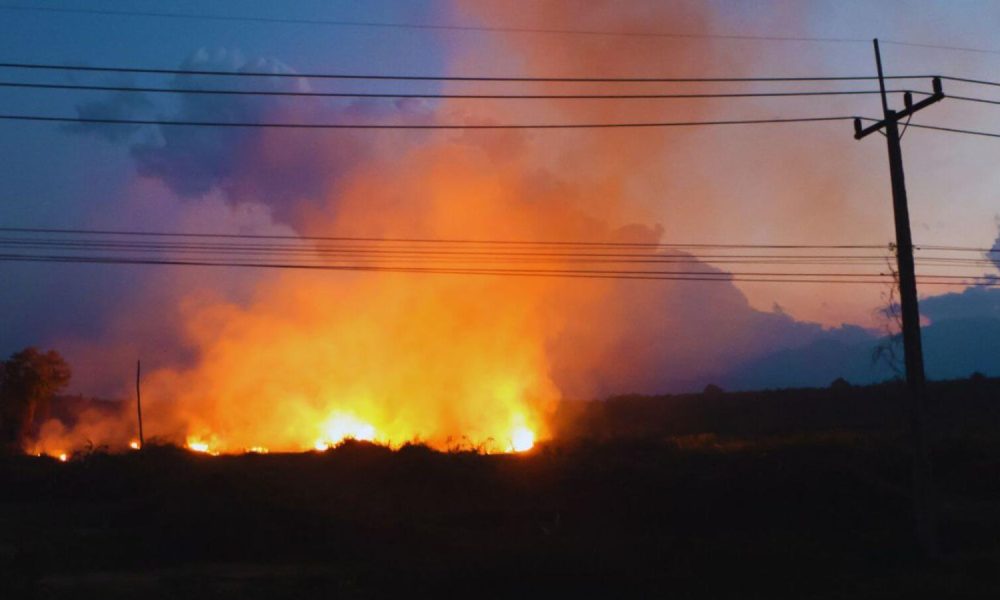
[36,1,868,454]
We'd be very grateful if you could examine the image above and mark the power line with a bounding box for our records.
[2,240,991,271]
[4,78,995,136]
[0,235,992,270]
[0,226,893,250]
[0,237,896,258]
[2,230,992,285]
[0,113,857,130]
[0,61,934,84]
[5,228,993,272]
[2,252,995,287]
[3,229,995,257]
[4,4,999,58]
[906,123,1000,139]
[9,111,997,138]
[939,75,1000,89]
[881,39,1000,57]
[0,80,919,101]
[0,239,904,266]
[4,235,980,257]
[856,116,1000,139]
[0,5,878,44]
[1,254,907,278]
[947,94,1000,107]
[918,245,1000,254]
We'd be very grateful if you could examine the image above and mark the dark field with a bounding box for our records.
[2,378,1000,599]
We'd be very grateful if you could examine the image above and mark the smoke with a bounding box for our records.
[67,48,435,227]
[63,75,155,142]
[35,1,875,453]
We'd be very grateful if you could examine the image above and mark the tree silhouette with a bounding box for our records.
[0,347,71,452]
[872,244,905,378]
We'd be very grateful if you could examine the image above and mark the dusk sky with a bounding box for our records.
[1,0,999,436]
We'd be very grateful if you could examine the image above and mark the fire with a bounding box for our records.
[314,413,377,450]
[134,258,559,454]
[186,437,220,455]
[30,4,720,456]
[129,440,140,450]
[32,448,69,462]
[510,427,535,453]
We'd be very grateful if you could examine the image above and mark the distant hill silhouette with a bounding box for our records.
[717,287,1000,391]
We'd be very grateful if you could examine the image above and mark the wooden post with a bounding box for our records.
[136,359,144,449]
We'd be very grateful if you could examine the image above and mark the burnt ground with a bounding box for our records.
[2,378,1000,599]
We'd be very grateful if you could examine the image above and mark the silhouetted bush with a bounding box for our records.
[830,377,852,390]
[703,383,724,396]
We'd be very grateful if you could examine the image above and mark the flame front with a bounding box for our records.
[315,412,377,450]
[140,261,557,454]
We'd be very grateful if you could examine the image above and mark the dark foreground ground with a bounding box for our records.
[2,378,1000,599]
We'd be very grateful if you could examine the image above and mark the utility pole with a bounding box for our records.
[853,39,944,557]
[136,359,145,449]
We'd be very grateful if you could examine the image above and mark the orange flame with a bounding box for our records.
[143,269,556,454]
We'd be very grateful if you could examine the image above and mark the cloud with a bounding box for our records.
[62,77,155,142]
[545,263,840,396]
[719,287,1000,389]
[67,48,434,226]
[921,285,1000,323]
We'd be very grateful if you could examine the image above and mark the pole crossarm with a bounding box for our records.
[854,77,944,139]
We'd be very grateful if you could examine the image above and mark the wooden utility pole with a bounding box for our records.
[136,359,145,449]
[853,39,944,557]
